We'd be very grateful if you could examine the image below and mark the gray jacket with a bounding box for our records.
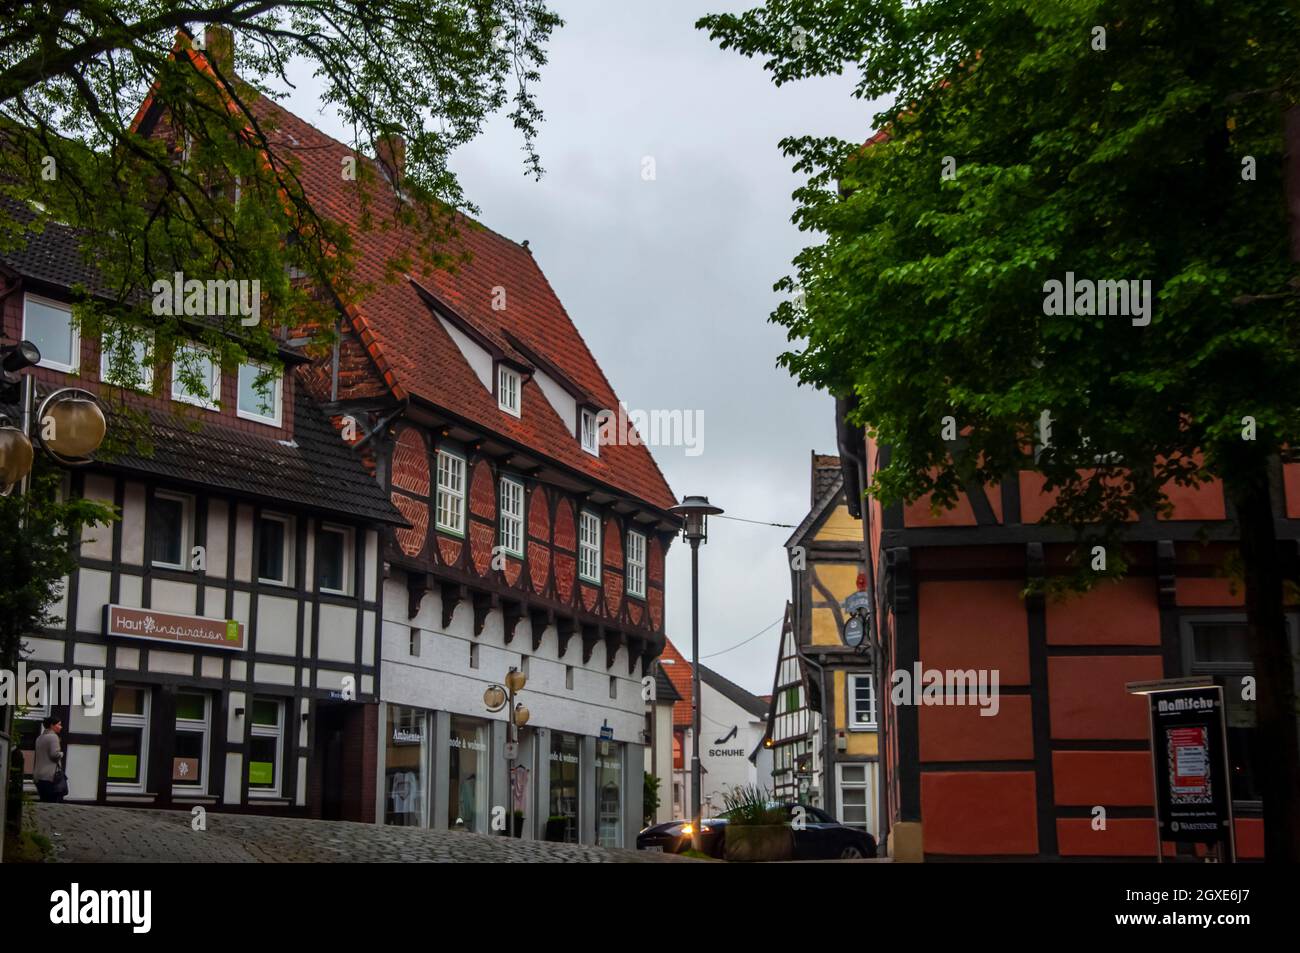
[33,729,63,783]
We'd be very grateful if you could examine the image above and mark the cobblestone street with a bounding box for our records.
[31,804,693,863]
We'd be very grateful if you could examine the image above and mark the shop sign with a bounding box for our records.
[1144,683,1235,856]
[104,604,244,651]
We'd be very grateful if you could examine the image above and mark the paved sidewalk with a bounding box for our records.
[31,803,692,863]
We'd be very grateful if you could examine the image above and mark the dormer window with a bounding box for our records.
[498,364,521,417]
[580,407,600,456]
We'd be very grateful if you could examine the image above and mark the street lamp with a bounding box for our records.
[0,342,107,494]
[483,666,529,838]
[668,493,722,852]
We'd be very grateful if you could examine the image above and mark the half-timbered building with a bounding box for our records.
[215,78,681,847]
[2,204,401,820]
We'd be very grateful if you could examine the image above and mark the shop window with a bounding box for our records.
[317,524,352,595]
[847,673,876,730]
[546,732,580,843]
[596,743,623,847]
[151,491,193,570]
[248,698,284,796]
[107,686,150,792]
[173,692,210,792]
[385,705,427,826]
[449,716,490,832]
[15,694,50,779]
[23,294,79,372]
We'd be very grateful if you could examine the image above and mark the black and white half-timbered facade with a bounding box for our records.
[2,211,402,821]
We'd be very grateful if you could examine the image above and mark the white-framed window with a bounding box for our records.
[580,408,600,456]
[257,512,295,586]
[499,476,524,557]
[248,698,284,797]
[626,529,646,598]
[317,523,353,595]
[107,685,150,792]
[847,673,877,730]
[497,364,521,417]
[237,361,282,426]
[579,510,601,583]
[151,490,194,570]
[836,763,874,836]
[23,294,79,372]
[171,343,220,410]
[99,321,153,391]
[436,450,466,536]
[173,692,210,793]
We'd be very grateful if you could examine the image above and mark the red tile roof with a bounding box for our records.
[659,638,696,728]
[251,97,677,513]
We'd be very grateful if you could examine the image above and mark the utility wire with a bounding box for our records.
[699,616,784,660]
[713,513,797,529]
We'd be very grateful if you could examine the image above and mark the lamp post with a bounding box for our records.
[1,341,107,494]
[668,494,722,853]
[483,666,530,838]
[0,340,107,863]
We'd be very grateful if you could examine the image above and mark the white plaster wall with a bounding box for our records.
[380,572,645,743]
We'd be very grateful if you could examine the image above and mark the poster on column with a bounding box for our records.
[1147,684,1233,848]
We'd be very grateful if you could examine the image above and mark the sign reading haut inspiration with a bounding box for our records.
[104,605,244,651]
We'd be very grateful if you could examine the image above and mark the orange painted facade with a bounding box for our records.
[860,434,1297,861]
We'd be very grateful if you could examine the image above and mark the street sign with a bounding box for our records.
[844,614,864,648]
[599,724,614,742]
[843,591,872,614]
[504,741,518,761]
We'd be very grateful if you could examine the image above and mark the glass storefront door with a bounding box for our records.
[546,732,580,842]
[449,716,490,832]
[596,743,623,847]
[385,705,428,826]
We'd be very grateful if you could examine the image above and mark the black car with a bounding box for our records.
[637,805,875,860]
[636,818,727,856]
[779,804,877,860]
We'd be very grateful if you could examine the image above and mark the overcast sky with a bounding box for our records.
[282,0,876,695]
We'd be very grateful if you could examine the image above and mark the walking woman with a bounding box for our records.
[33,716,66,802]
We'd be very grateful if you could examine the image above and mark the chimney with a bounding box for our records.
[203,24,235,75]
[375,133,405,185]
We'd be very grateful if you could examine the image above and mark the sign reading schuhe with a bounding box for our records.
[104,604,245,651]
[1143,682,1235,859]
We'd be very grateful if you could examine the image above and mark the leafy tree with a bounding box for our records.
[699,0,1300,860]
[0,1,562,382]
[0,461,117,835]
[643,771,661,827]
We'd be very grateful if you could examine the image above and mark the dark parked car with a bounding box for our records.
[637,804,876,860]
[636,818,727,856]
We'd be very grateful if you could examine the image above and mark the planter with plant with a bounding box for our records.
[721,785,792,862]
